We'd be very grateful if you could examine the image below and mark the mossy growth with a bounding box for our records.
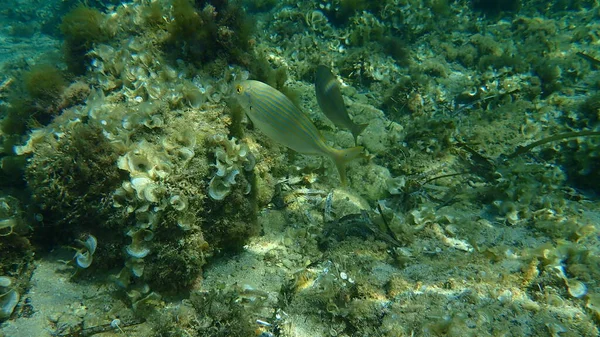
[549,0,596,10]
[429,0,452,16]
[0,155,27,188]
[0,64,68,140]
[471,0,521,18]
[348,26,385,47]
[166,0,255,67]
[322,0,384,26]
[245,50,295,92]
[26,123,125,249]
[202,180,259,254]
[24,64,67,106]
[60,4,108,49]
[478,53,528,73]
[190,289,255,337]
[151,288,256,337]
[142,229,208,293]
[556,139,600,194]
[339,48,379,87]
[0,97,37,137]
[243,0,277,13]
[244,52,301,106]
[382,36,411,67]
[380,76,428,120]
[579,92,600,126]
[59,4,110,74]
[9,22,35,38]
[142,1,166,27]
[532,60,562,97]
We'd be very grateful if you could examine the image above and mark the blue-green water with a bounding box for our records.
[1,1,600,336]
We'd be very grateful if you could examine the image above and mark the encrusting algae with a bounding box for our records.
[2,0,600,336]
[235,79,363,185]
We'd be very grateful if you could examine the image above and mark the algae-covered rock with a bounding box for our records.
[166,0,255,66]
[60,4,112,74]
[2,1,600,336]
[26,121,124,247]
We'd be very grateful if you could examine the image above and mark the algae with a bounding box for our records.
[1,0,600,336]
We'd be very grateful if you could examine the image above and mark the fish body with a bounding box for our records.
[315,65,368,145]
[235,80,363,185]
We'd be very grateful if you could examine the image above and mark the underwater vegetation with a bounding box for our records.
[23,64,67,107]
[471,0,521,17]
[1,64,67,135]
[319,0,386,26]
[151,288,257,336]
[242,0,277,13]
[166,0,255,66]
[60,4,112,74]
[1,0,600,336]
[25,122,124,249]
[0,64,89,189]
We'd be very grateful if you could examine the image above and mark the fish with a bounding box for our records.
[314,65,368,145]
[235,80,363,185]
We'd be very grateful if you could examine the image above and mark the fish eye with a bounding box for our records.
[236,85,242,94]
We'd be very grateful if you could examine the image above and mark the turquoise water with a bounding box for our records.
[1,1,600,336]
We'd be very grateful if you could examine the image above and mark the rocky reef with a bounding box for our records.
[1,0,600,336]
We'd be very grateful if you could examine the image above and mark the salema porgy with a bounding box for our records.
[235,80,363,185]
[315,65,368,145]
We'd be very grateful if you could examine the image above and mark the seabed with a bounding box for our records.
[1,1,600,336]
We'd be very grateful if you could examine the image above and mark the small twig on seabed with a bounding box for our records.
[0,77,14,98]
[0,77,13,91]
[81,318,145,336]
[49,317,145,337]
[576,51,600,68]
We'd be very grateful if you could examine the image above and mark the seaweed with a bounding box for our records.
[59,5,110,74]
[579,92,600,126]
[471,0,521,18]
[243,0,277,13]
[0,64,67,139]
[142,1,166,27]
[430,0,452,16]
[550,0,596,10]
[177,289,255,337]
[382,36,411,67]
[24,64,67,106]
[166,0,255,66]
[532,59,562,97]
[322,0,384,27]
[26,123,125,249]
[0,98,36,136]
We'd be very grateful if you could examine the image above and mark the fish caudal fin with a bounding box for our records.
[351,123,369,145]
[330,146,364,186]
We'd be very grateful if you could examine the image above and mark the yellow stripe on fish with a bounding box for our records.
[235,80,363,185]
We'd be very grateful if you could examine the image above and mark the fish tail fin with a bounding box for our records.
[351,123,369,145]
[330,146,364,186]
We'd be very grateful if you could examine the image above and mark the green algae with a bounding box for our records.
[1,0,600,336]
[166,0,255,66]
[60,4,110,74]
